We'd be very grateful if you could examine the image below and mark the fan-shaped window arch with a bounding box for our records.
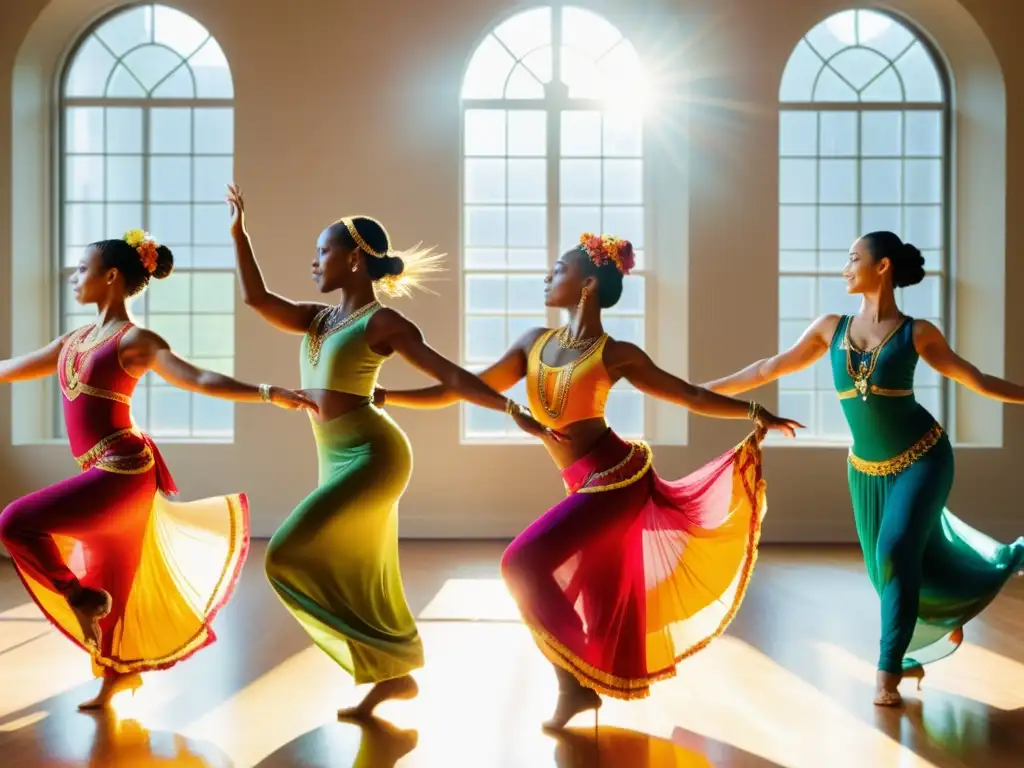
[777,9,949,440]
[460,5,648,441]
[59,4,235,440]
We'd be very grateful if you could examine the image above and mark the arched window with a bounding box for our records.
[59,4,235,440]
[460,5,648,441]
[778,9,949,440]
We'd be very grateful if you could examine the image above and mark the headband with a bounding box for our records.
[340,216,388,258]
[124,229,159,274]
[579,232,635,275]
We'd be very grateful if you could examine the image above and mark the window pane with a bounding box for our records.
[150,108,192,154]
[507,207,546,247]
[465,316,507,361]
[508,274,545,312]
[193,156,233,202]
[904,159,942,204]
[818,159,856,204]
[465,110,506,156]
[66,107,104,153]
[193,273,235,313]
[66,156,104,201]
[603,159,643,205]
[779,276,815,320]
[465,275,507,313]
[560,160,601,204]
[507,159,546,204]
[193,314,233,357]
[561,111,602,157]
[779,112,817,157]
[605,387,643,437]
[465,159,506,204]
[149,157,191,202]
[819,112,858,157]
[904,111,943,157]
[507,111,546,157]
[861,159,901,204]
[150,386,192,438]
[465,206,506,247]
[779,159,816,204]
[861,112,902,156]
[106,156,143,202]
[148,273,192,312]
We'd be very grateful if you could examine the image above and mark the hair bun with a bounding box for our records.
[153,244,175,280]
[385,254,405,277]
[894,242,925,288]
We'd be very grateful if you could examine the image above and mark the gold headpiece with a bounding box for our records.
[336,216,446,299]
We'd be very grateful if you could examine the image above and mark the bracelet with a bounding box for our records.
[747,401,762,421]
[504,398,521,416]
[259,383,272,403]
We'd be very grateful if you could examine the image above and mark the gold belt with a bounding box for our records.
[75,427,154,475]
[848,423,944,476]
[838,385,914,400]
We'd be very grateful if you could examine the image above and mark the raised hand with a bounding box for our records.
[225,182,246,235]
[269,386,319,414]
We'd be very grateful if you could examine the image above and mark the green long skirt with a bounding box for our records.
[849,433,1024,673]
[265,404,423,684]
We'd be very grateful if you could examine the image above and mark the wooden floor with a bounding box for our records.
[0,542,1022,768]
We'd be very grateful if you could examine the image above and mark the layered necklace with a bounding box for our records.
[555,323,601,350]
[306,300,380,367]
[844,317,905,401]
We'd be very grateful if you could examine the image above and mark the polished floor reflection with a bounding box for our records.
[1,542,1021,767]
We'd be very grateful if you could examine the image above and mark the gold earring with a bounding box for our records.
[351,264,358,272]
[578,287,588,312]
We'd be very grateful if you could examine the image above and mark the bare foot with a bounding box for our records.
[78,673,143,711]
[542,687,602,730]
[338,675,419,720]
[67,586,111,651]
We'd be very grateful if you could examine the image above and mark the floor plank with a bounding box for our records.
[1,542,1021,767]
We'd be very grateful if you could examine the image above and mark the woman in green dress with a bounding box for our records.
[702,230,1024,706]
[225,184,558,718]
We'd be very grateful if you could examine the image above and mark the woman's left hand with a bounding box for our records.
[510,407,566,443]
[754,409,804,439]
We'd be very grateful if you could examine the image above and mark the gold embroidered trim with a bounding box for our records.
[844,316,908,401]
[60,324,133,403]
[575,441,653,495]
[848,423,944,476]
[305,301,380,367]
[75,428,141,471]
[93,448,155,475]
[838,385,914,400]
[523,433,766,700]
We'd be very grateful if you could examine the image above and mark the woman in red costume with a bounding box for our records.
[380,234,803,728]
[0,230,316,710]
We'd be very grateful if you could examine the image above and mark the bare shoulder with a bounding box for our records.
[912,318,944,345]
[122,324,171,352]
[602,337,646,366]
[512,326,551,354]
[811,313,843,338]
[370,305,414,331]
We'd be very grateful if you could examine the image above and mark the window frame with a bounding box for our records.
[775,9,954,444]
[55,4,236,442]
[459,3,651,444]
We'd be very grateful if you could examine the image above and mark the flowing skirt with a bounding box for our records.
[0,435,249,676]
[265,404,422,685]
[501,429,766,700]
[848,428,1024,672]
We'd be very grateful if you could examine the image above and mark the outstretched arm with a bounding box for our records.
[123,328,318,412]
[606,340,803,436]
[0,334,69,384]
[915,320,1024,403]
[381,328,540,409]
[701,314,839,395]
[227,184,324,335]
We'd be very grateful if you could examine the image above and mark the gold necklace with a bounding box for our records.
[306,300,380,367]
[555,324,600,350]
[844,317,905,401]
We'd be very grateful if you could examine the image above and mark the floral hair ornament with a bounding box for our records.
[124,229,159,274]
[579,232,635,276]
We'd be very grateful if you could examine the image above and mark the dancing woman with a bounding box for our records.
[0,231,316,710]
[379,233,802,727]
[703,230,1024,706]
[225,184,557,718]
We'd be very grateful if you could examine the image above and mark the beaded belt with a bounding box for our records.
[847,423,944,477]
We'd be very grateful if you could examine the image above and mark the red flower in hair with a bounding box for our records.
[579,232,635,276]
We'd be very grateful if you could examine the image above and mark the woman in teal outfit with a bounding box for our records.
[224,184,557,718]
[703,230,1024,706]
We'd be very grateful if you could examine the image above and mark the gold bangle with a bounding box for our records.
[747,401,761,420]
[504,398,520,416]
[259,384,272,403]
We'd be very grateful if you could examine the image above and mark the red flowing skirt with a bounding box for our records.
[0,432,249,676]
[501,429,766,700]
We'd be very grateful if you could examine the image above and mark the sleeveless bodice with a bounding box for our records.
[526,329,613,430]
[59,324,140,455]
[300,306,388,397]
[58,323,174,491]
[830,315,936,461]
